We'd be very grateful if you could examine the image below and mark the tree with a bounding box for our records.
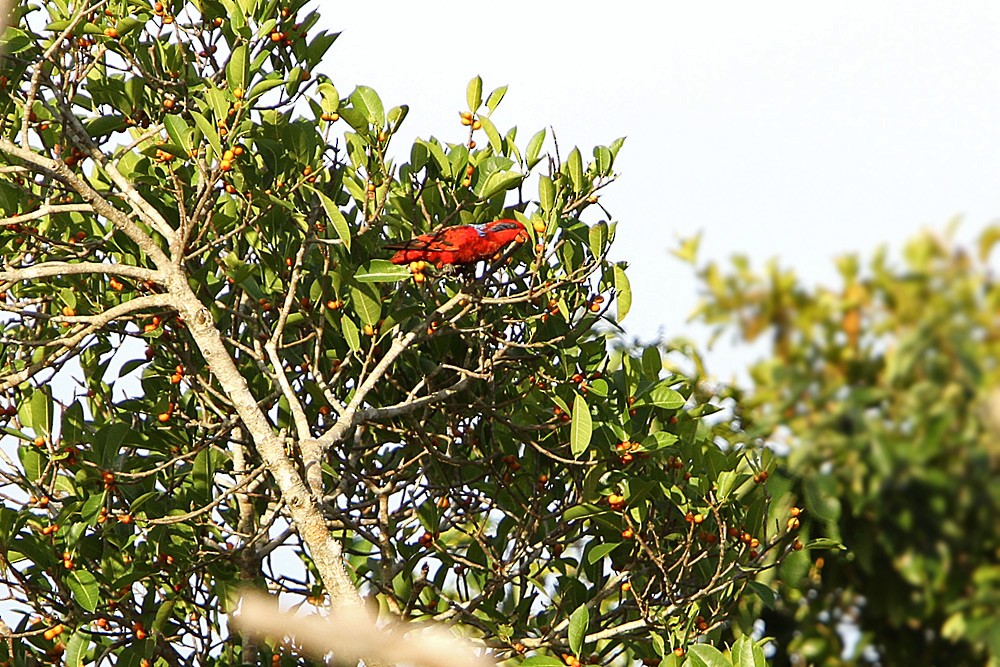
[0,2,794,665]
[686,227,1000,666]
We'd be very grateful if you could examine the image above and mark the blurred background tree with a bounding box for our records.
[684,226,1000,666]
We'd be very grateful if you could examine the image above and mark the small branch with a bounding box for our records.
[0,138,172,270]
[147,465,267,525]
[0,204,94,226]
[315,291,468,450]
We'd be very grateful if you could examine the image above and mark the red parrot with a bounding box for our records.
[386,219,527,268]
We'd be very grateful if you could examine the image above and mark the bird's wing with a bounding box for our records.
[384,229,462,252]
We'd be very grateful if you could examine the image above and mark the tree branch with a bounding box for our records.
[0,138,172,270]
[0,261,162,284]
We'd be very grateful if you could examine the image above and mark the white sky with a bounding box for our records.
[320,2,1000,377]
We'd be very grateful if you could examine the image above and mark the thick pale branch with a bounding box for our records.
[165,276,362,610]
[0,261,162,284]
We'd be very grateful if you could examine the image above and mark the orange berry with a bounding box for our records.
[104,27,118,39]
[621,528,634,540]
[471,120,482,130]
[157,412,171,422]
[793,539,803,551]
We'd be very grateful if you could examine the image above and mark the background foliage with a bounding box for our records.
[686,226,1000,666]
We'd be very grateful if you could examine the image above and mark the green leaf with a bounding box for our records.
[355,260,410,283]
[226,43,248,91]
[479,116,503,153]
[63,629,88,667]
[342,316,361,352]
[18,447,43,482]
[350,283,382,326]
[351,85,384,126]
[586,542,620,564]
[563,503,607,522]
[647,384,685,409]
[480,170,522,201]
[162,114,189,153]
[613,265,631,322]
[520,658,566,667]
[80,492,107,524]
[26,386,52,435]
[485,85,507,113]
[66,570,100,612]
[567,147,584,191]
[152,599,176,633]
[248,77,287,100]
[570,393,592,457]
[539,175,555,212]
[731,636,766,667]
[85,114,126,138]
[805,538,847,551]
[593,145,613,176]
[588,221,608,261]
[568,604,590,656]
[526,128,546,168]
[204,88,230,125]
[317,82,341,113]
[192,448,215,497]
[685,644,732,667]
[190,110,222,159]
[641,431,678,450]
[672,234,701,264]
[466,75,483,112]
[387,104,409,129]
[309,186,351,251]
[746,580,776,609]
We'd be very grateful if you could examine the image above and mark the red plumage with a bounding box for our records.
[386,219,527,267]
